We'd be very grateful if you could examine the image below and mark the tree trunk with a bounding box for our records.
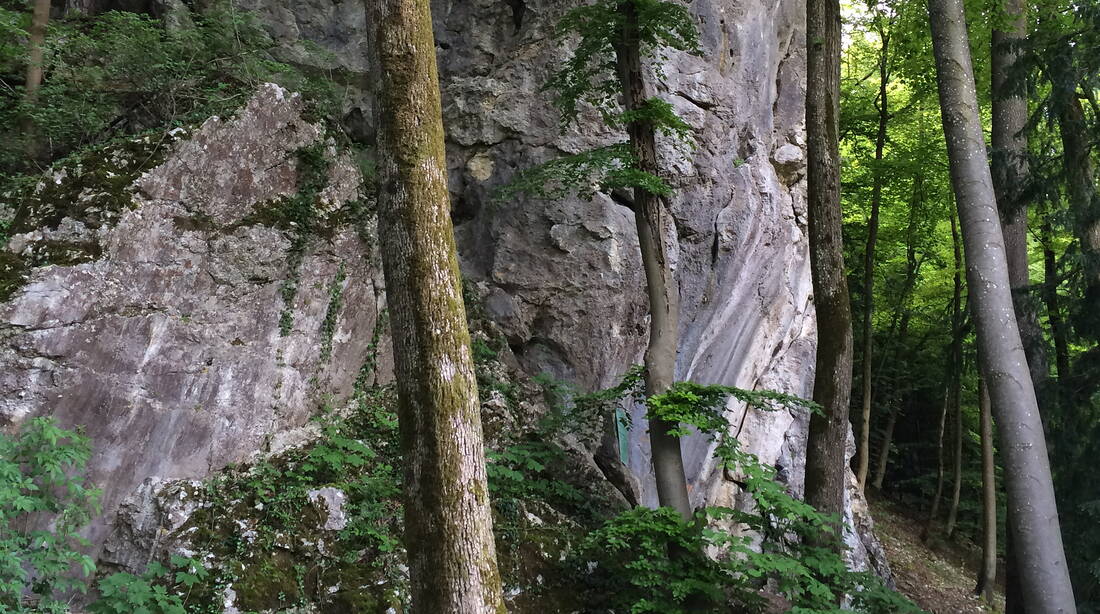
[804,0,853,545]
[24,0,49,104]
[1057,94,1100,340]
[613,0,691,520]
[871,404,898,490]
[372,2,506,611]
[975,377,997,603]
[992,0,1050,398]
[923,347,954,542]
[944,212,965,539]
[927,0,1076,608]
[1041,217,1071,381]
[872,182,922,490]
[945,355,963,538]
[22,0,51,159]
[857,27,889,491]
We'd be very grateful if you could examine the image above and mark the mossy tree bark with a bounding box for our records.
[372,1,506,611]
[804,0,853,544]
[928,0,1076,608]
[613,0,692,520]
[857,23,889,491]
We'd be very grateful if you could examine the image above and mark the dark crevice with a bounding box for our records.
[505,0,526,34]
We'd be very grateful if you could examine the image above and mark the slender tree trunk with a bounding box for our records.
[945,354,963,538]
[23,0,49,105]
[944,213,965,539]
[613,0,691,520]
[1042,217,1071,381]
[871,404,899,490]
[992,0,1050,397]
[872,183,922,490]
[923,344,955,542]
[857,28,889,490]
[928,0,1076,608]
[804,0,853,546]
[975,377,997,603]
[372,2,505,611]
[22,0,51,159]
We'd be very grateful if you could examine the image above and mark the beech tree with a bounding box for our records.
[804,0,853,538]
[371,1,506,611]
[504,0,701,520]
[927,0,1076,609]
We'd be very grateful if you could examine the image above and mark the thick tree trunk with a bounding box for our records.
[857,28,889,490]
[975,377,997,603]
[804,0,853,544]
[992,0,1050,397]
[928,0,1076,609]
[372,2,506,611]
[1042,217,1071,381]
[613,0,691,520]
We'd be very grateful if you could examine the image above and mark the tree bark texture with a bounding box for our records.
[372,2,506,611]
[928,0,1076,608]
[804,0,853,540]
[975,377,997,603]
[614,0,692,520]
[857,27,889,490]
[991,0,1050,398]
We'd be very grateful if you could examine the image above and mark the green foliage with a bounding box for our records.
[276,144,333,336]
[499,0,699,202]
[548,0,701,124]
[0,418,99,613]
[89,556,209,614]
[487,441,584,507]
[0,3,337,174]
[496,144,670,203]
[569,376,922,613]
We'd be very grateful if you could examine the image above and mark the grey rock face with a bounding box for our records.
[0,0,893,586]
[0,84,385,556]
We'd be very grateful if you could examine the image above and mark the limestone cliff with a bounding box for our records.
[0,0,892,609]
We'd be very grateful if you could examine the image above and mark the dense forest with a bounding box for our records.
[0,0,1097,612]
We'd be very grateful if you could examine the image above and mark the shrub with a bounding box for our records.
[0,417,99,613]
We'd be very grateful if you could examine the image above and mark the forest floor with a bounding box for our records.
[870,497,1005,613]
